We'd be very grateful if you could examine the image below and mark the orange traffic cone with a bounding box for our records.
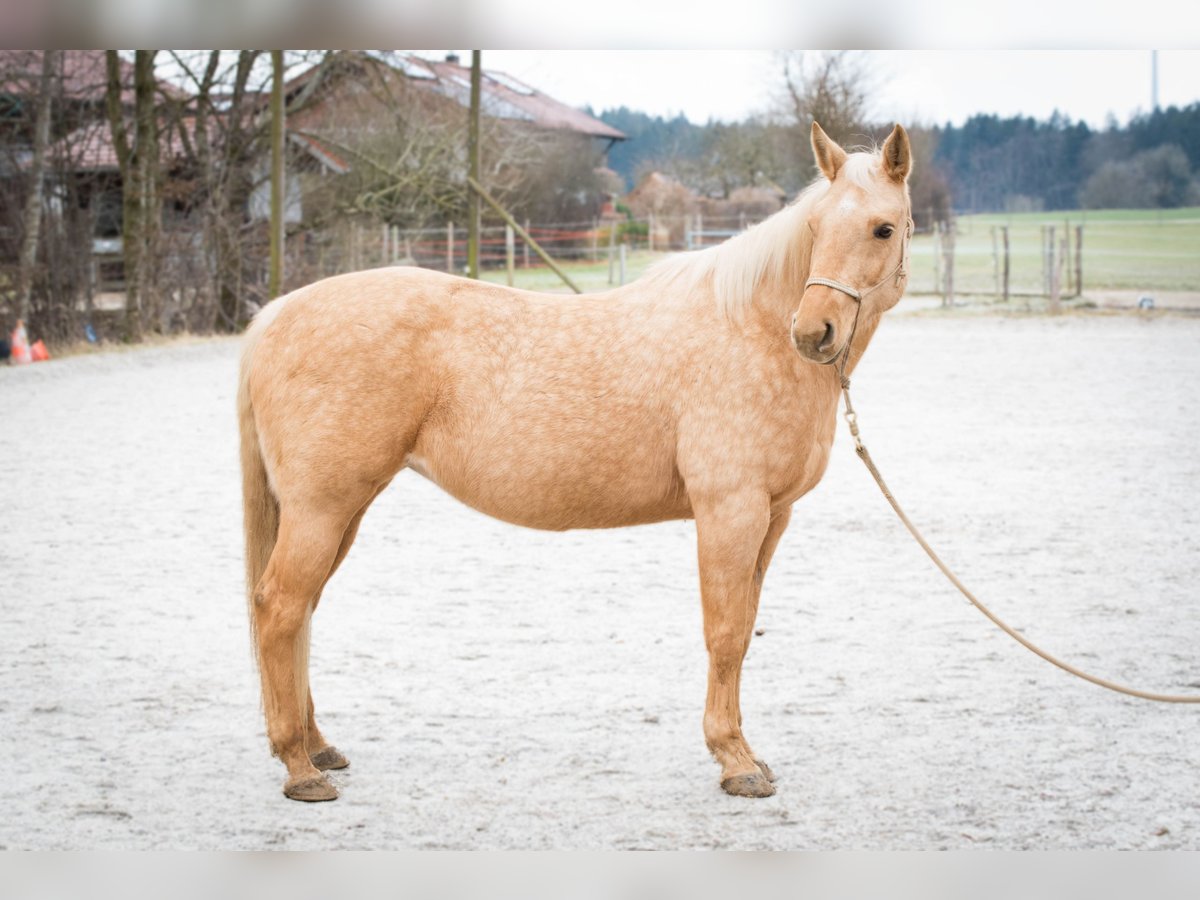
[10,320,31,365]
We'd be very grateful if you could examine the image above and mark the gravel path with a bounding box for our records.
[2,311,1198,849]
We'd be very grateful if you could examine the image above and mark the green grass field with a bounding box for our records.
[479,207,1200,299]
[909,207,1200,296]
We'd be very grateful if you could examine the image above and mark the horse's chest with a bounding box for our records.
[758,397,838,504]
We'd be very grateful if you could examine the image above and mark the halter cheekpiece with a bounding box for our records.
[803,216,914,305]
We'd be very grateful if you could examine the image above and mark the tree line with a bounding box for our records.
[598,92,1200,218]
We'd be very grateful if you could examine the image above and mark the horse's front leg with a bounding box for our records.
[693,490,776,798]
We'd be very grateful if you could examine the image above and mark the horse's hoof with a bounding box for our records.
[310,745,349,770]
[721,771,776,798]
[283,774,338,802]
[754,759,777,783]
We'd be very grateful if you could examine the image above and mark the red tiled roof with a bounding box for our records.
[420,56,626,141]
[0,50,187,105]
[49,116,199,172]
[279,51,625,142]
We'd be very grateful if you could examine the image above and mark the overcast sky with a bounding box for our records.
[417,50,1200,130]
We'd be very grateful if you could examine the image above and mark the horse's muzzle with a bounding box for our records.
[790,315,840,364]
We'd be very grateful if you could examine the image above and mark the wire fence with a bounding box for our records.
[907,212,1200,301]
[285,213,770,285]
[77,209,1200,336]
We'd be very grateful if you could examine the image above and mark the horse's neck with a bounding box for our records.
[841,307,886,378]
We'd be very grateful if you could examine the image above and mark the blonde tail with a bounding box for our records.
[239,316,300,749]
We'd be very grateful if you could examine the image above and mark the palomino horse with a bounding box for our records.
[239,122,913,801]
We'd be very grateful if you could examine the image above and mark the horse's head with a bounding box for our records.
[790,122,913,365]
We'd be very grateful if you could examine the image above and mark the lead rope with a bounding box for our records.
[836,344,1200,704]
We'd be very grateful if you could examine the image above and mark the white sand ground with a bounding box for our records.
[1,310,1198,850]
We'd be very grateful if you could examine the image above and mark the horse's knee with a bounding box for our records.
[253,582,310,637]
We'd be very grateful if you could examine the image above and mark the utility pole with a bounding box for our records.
[467,50,481,279]
[268,50,285,300]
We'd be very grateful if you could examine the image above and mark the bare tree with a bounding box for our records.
[14,51,56,326]
[105,49,162,340]
[778,51,874,145]
[162,50,271,330]
[268,50,284,299]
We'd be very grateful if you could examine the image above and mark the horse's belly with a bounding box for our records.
[406,446,689,531]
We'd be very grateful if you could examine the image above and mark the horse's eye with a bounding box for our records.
[874,224,894,239]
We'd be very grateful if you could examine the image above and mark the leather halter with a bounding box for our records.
[803,215,914,306]
[801,215,914,375]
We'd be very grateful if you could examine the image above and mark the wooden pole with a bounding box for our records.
[267,49,285,299]
[607,220,616,284]
[1048,226,1061,314]
[991,226,1000,298]
[447,221,454,273]
[466,50,481,279]
[942,223,955,308]
[619,243,627,286]
[1074,225,1083,298]
[467,175,581,293]
[505,224,515,286]
[523,219,530,268]
[1063,218,1072,294]
[591,218,599,262]
[1001,225,1010,304]
[932,222,942,294]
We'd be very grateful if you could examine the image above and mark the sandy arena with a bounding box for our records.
[2,309,1198,849]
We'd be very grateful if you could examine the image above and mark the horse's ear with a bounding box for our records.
[881,124,912,183]
[811,121,847,181]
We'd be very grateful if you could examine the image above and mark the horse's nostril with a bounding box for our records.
[818,321,835,350]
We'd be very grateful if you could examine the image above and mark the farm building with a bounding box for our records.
[0,50,627,335]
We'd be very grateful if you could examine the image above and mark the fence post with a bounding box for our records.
[447,221,454,273]
[942,223,955,308]
[1074,225,1083,298]
[524,219,531,269]
[608,221,616,285]
[619,243,627,286]
[1001,225,1010,304]
[1048,226,1061,314]
[991,226,1000,297]
[1062,218,1071,294]
[591,218,599,262]
[932,222,942,294]
[505,224,515,286]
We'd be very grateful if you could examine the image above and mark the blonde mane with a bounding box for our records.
[642,151,882,319]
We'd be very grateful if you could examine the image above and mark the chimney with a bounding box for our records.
[446,52,460,65]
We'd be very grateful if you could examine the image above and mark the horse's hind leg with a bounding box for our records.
[254,506,351,801]
[693,490,775,798]
[304,486,386,772]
